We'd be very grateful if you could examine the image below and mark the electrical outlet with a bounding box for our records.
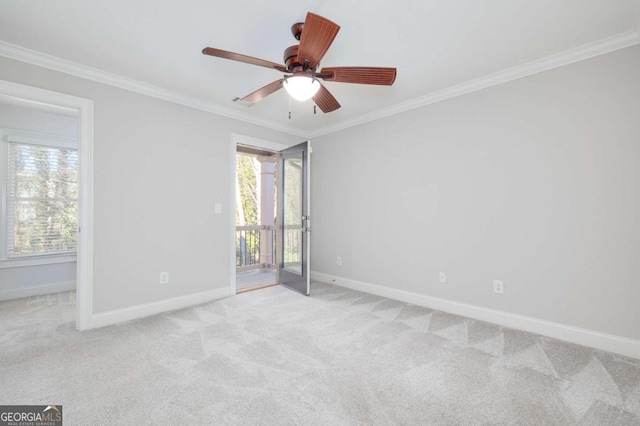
[493,280,504,294]
[439,272,446,283]
[160,272,169,284]
[336,256,342,266]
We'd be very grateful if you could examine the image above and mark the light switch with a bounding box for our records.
[214,203,222,214]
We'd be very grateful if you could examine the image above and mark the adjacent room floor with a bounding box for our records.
[236,269,277,292]
[1,283,639,425]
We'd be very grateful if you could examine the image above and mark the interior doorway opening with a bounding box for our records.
[0,79,93,331]
[235,144,278,293]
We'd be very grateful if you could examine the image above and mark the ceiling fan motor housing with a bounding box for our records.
[291,22,304,40]
[283,45,299,70]
[284,45,313,73]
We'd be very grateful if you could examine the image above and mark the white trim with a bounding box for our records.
[232,133,291,152]
[305,140,312,295]
[0,40,309,139]
[309,30,640,138]
[76,93,94,331]
[229,135,238,296]
[90,287,230,328]
[0,254,76,269]
[0,280,75,301]
[0,79,94,332]
[0,136,6,262]
[311,271,640,360]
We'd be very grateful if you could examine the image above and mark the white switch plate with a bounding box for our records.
[214,203,222,214]
[439,272,446,283]
[493,280,504,294]
[336,256,342,266]
[160,272,169,284]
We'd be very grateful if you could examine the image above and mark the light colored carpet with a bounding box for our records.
[1,283,640,425]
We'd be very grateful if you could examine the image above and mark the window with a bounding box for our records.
[1,132,78,262]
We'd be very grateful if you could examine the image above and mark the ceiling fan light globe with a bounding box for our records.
[283,76,320,101]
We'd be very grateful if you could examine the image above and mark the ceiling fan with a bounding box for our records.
[202,12,397,113]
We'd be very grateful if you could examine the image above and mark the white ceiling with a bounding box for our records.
[0,0,639,136]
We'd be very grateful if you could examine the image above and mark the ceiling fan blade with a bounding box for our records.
[313,83,341,113]
[241,79,284,103]
[319,67,397,85]
[297,13,340,68]
[202,47,288,73]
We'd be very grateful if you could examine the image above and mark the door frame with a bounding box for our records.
[0,79,94,330]
[229,134,290,295]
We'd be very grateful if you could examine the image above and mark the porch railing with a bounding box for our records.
[236,225,276,270]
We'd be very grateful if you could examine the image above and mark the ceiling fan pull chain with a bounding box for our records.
[314,105,317,114]
[288,97,292,119]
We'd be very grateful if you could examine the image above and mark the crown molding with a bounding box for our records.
[1,28,638,141]
[0,40,310,138]
[309,29,640,138]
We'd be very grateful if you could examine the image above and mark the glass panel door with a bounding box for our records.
[283,154,303,275]
[278,141,310,295]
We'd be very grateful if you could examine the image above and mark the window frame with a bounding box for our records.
[0,127,78,268]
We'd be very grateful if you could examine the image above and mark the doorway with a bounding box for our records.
[230,134,312,296]
[0,80,93,330]
[235,144,278,293]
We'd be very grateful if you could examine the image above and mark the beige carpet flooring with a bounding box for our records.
[1,283,640,425]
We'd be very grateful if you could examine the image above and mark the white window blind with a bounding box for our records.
[6,142,78,257]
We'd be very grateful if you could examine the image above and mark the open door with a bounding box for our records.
[277,141,311,295]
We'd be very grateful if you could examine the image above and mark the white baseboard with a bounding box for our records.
[91,287,231,329]
[0,280,76,301]
[311,271,640,360]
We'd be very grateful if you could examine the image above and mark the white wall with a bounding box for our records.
[311,45,640,341]
[0,102,78,137]
[0,55,301,314]
[2,43,637,342]
[0,263,76,300]
[0,102,78,300]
